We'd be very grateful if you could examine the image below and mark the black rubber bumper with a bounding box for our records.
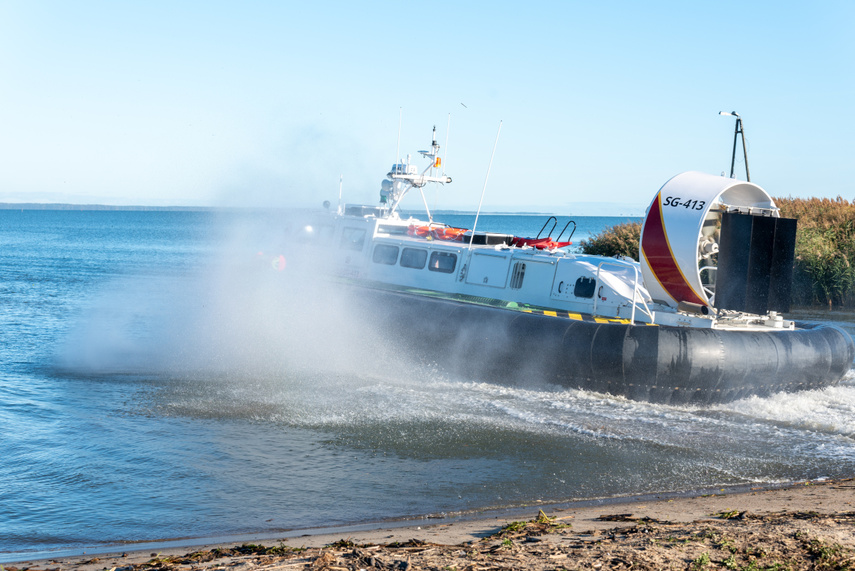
[355,288,854,405]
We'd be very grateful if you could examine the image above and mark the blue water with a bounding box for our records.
[2,209,855,558]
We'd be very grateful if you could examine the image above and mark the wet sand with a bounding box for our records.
[6,479,855,570]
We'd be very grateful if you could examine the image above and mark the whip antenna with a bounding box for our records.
[442,113,451,177]
[468,120,503,252]
[394,107,402,174]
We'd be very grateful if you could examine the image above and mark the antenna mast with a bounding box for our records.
[442,113,451,177]
[381,125,452,217]
[719,111,750,181]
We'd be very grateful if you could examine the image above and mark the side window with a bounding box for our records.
[340,227,366,251]
[574,276,596,298]
[373,244,399,265]
[428,251,457,274]
[400,248,427,269]
[509,262,526,289]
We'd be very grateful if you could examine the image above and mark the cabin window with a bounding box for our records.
[300,224,336,244]
[340,227,366,251]
[509,262,526,289]
[428,251,457,274]
[400,247,427,269]
[574,276,596,298]
[373,244,399,265]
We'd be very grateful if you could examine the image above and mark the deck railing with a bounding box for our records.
[593,260,655,325]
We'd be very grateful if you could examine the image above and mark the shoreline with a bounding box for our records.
[0,481,794,561]
[5,478,854,569]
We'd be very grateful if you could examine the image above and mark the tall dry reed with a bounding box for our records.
[776,196,855,308]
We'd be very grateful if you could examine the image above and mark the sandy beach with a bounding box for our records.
[6,478,854,570]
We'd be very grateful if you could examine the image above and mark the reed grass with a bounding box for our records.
[776,196,855,308]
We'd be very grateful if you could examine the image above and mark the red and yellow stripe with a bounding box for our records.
[641,192,706,306]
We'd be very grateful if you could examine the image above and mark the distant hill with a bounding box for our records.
[1,202,647,216]
[0,203,210,211]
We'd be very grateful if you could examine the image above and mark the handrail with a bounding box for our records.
[592,259,654,325]
[556,220,576,242]
[536,216,557,239]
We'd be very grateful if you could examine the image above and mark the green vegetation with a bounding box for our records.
[690,551,711,570]
[776,196,855,308]
[579,197,855,309]
[806,538,847,564]
[489,510,572,541]
[579,221,641,260]
[499,520,529,534]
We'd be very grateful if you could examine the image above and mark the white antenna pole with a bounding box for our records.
[395,107,402,173]
[434,113,450,214]
[442,113,451,176]
[338,174,343,214]
[468,120,502,252]
[418,188,433,223]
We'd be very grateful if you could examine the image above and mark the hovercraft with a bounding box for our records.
[288,128,854,405]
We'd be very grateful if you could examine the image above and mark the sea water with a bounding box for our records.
[1,209,854,558]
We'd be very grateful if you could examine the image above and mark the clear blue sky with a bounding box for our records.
[1,1,853,213]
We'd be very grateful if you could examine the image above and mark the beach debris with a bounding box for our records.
[597,513,669,524]
[487,509,572,542]
[713,509,746,520]
[8,507,855,571]
[597,513,635,521]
